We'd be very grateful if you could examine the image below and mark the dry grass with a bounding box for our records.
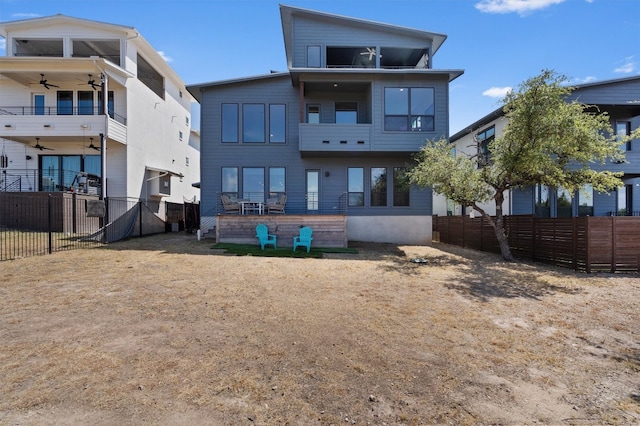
[0,233,639,425]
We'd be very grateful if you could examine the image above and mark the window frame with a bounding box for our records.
[269,104,286,143]
[242,104,265,143]
[393,167,410,207]
[370,167,387,207]
[384,87,435,132]
[221,103,239,143]
[347,167,364,207]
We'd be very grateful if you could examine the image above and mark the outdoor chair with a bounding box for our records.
[293,226,313,253]
[267,194,287,214]
[221,194,240,214]
[256,223,277,250]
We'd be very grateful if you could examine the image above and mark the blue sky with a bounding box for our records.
[1,0,638,134]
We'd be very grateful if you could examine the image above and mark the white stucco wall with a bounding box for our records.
[347,215,432,245]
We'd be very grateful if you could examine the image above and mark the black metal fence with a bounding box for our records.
[0,193,200,261]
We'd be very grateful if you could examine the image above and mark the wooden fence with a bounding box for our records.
[433,215,640,273]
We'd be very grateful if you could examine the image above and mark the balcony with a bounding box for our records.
[299,123,372,154]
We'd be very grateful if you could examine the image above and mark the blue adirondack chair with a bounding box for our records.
[293,226,313,253]
[255,223,276,250]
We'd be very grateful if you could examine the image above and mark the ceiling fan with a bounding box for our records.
[34,137,54,151]
[39,74,59,90]
[87,137,100,151]
[87,74,101,90]
[360,47,377,61]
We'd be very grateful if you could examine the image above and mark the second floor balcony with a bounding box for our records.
[299,123,372,154]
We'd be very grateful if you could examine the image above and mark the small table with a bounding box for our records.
[240,201,264,215]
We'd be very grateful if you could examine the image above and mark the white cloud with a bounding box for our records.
[572,76,597,84]
[475,0,565,15]
[483,86,512,98]
[157,51,173,62]
[614,56,636,74]
[11,13,41,19]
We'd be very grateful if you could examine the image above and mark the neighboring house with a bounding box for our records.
[435,76,640,218]
[188,4,463,244]
[0,15,199,205]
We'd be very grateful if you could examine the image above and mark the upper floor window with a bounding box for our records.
[57,91,73,115]
[307,105,320,124]
[222,104,238,143]
[476,126,495,167]
[137,53,164,99]
[617,121,631,151]
[97,91,115,118]
[72,39,121,66]
[384,87,434,132]
[269,104,286,143]
[243,104,265,143]
[78,91,94,115]
[335,102,358,124]
[307,45,321,68]
[14,38,62,57]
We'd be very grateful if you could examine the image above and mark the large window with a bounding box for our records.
[307,45,321,68]
[78,91,94,115]
[243,167,264,201]
[393,167,410,206]
[57,91,73,115]
[269,167,285,195]
[222,167,238,194]
[371,167,387,206]
[269,104,286,143]
[535,184,550,217]
[477,126,495,166]
[557,187,572,218]
[97,91,114,118]
[243,104,265,142]
[578,185,593,216]
[348,167,364,207]
[222,104,238,143]
[617,121,631,151]
[39,155,100,192]
[384,87,434,131]
[335,102,358,124]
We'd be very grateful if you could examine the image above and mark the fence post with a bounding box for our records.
[47,194,53,254]
[611,216,616,274]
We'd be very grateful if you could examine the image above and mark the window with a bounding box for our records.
[617,185,631,216]
[78,91,94,115]
[307,105,320,124]
[371,168,387,206]
[393,167,410,206]
[578,185,593,216]
[269,167,285,195]
[243,104,265,143]
[243,167,264,201]
[384,87,434,131]
[222,167,238,194]
[137,53,164,99]
[335,102,358,124]
[57,91,73,115]
[307,45,321,68]
[535,184,550,217]
[222,104,238,143]
[179,131,183,141]
[269,104,286,143]
[33,94,45,115]
[39,155,101,192]
[348,167,364,207]
[476,126,495,166]
[557,187,572,217]
[617,121,631,151]
[97,91,114,118]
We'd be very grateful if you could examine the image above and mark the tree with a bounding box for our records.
[409,69,637,261]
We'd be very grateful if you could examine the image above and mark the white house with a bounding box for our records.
[0,15,199,205]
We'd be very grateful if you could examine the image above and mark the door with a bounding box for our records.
[33,93,45,115]
[306,170,319,211]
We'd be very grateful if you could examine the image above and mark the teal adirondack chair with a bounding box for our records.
[256,224,276,250]
[293,226,313,253]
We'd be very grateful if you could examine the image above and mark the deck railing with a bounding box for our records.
[1,168,101,195]
[216,192,348,216]
[0,106,126,125]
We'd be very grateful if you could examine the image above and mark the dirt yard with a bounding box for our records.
[0,233,639,425]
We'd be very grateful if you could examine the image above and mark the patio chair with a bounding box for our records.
[293,226,313,253]
[267,194,287,214]
[221,194,240,214]
[256,223,277,250]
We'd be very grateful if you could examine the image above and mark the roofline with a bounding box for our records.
[186,72,291,102]
[279,4,448,60]
[450,74,640,142]
[0,14,137,38]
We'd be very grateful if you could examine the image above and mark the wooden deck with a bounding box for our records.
[216,214,347,248]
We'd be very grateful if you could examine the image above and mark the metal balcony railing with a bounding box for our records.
[0,106,126,125]
[216,191,348,216]
[0,168,101,195]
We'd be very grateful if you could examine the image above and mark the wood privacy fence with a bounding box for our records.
[433,215,640,273]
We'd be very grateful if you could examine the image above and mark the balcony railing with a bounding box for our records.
[1,168,101,195]
[217,192,348,216]
[0,106,126,126]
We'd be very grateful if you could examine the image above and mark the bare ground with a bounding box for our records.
[0,233,639,425]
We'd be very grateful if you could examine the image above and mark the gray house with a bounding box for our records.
[440,76,640,218]
[188,4,463,244]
